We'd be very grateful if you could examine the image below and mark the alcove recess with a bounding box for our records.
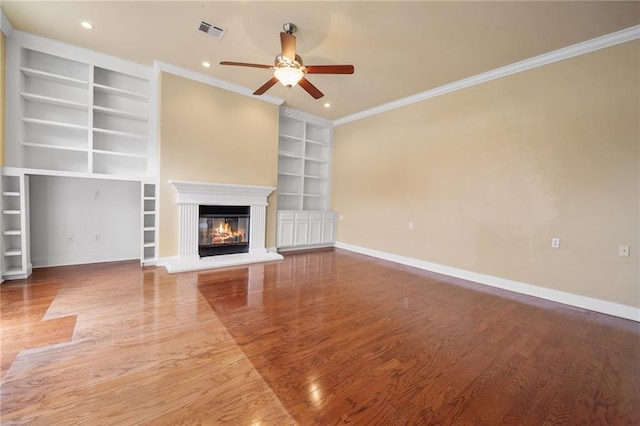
[3,36,158,278]
[276,108,336,250]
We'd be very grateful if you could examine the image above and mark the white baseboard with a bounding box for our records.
[335,242,640,322]
[32,253,139,268]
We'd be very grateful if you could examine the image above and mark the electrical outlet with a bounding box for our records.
[551,238,560,248]
[340,215,344,221]
[619,245,630,257]
[94,190,100,200]
[409,222,414,230]
[67,234,74,243]
[95,234,101,242]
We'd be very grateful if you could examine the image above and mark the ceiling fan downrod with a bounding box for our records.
[282,22,297,35]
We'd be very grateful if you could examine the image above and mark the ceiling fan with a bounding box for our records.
[220,23,354,99]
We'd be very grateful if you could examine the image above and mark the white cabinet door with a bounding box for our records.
[309,220,322,245]
[278,220,295,247]
[294,221,309,246]
[322,219,335,244]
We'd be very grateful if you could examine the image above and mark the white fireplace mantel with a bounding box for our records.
[163,180,283,273]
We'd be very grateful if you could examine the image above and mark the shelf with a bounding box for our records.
[20,92,89,110]
[21,117,88,131]
[279,192,302,196]
[20,67,89,88]
[279,152,304,159]
[2,210,21,215]
[3,230,22,236]
[143,242,156,248]
[3,268,24,276]
[303,193,324,197]
[278,172,302,177]
[93,105,148,122]
[93,127,147,141]
[279,133,303,141]
[94,83,148,102]
[305,157,327,164]
[143,226,156,231]
[93,149,147,159]
[21,141,88,153]
[2,192,20,197]
[305,138,329,146]
[303,175,327,180]
[4,249,23,256]
[144,211,155,215]
[143,196,155,201]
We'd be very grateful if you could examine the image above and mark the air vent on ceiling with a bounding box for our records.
[196,20,226,41]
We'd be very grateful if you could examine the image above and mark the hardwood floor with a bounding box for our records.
[1,249,638,425]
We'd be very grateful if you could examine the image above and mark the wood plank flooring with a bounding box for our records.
[1,249,639,424]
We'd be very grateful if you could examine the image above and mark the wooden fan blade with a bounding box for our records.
[220,61,273,69]
[280,32,296,62]
[305,65,355,74]
[298,77,324,99]
[253,77,279,96]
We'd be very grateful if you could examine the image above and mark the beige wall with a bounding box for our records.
[1,31,5,166]
[159,72,279,257]
[332,41,639,308]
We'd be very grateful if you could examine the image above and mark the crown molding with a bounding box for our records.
[1,9,14,37]
[334,24,640,127]
[154,61,284,106]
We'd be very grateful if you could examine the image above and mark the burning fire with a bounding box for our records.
[199,217,246,246]
[212,221,243,244]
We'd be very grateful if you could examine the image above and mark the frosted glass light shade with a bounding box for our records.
[274,67,304,87]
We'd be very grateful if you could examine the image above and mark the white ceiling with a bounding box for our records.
[2,1,639,120]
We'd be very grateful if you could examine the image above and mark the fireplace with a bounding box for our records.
[199,206,250,257]
[164,180,283,273]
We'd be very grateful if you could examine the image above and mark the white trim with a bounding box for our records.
[1,9,13,37]
[170,180,275,206]
[335,242,640,322]
[9,30,151,79]
[154,60,284,106]
[281,107,333,127]
[334,24,640,126]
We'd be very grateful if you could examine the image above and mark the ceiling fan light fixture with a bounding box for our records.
[274,66,304,87]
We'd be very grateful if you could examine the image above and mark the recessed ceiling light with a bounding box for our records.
[324,103,331,108]
[202,61,211,68]
[81,21,94,30]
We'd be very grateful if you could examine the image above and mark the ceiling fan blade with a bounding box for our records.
[253,77,279,96]
[220,61,273,69]
[305,65,355,74]
[298,77,324,99]
[280,32,296,62]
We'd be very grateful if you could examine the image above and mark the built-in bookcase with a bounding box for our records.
[1,173,31,279]
[276,108,336,250]
[3,36,158,277]
[10,46,151,177]
[141,182,158,265]
[277,109,332,211]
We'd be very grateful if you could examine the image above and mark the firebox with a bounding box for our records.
[198,205,250,257]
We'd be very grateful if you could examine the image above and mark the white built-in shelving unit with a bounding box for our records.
[277,109,332,211]
[141,182,158,265]
[1,173,31,279]
[3,35,158,278]
[14,48,151,176]
[277,109,336,250]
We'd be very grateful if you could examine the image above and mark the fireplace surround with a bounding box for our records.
[163,181,283,273]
